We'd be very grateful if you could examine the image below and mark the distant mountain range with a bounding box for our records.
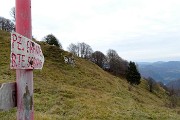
[166,79,180,90]
[138,61,180,86]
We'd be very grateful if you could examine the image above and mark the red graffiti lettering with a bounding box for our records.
[27,41,30,53]
[31,42,35,53]
[11,32,44,69]
[11,53,26,68]
[11,53,16,67]
[17,36,23,51]
[27,56,34,68]
[12,34,17,49]
[27,56,31,67]
[27,41,35,53]
[35,45,39,55]
[33,58,42,68]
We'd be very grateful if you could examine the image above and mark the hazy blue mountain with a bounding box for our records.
[166,79,180,90]
[138,61,180,84]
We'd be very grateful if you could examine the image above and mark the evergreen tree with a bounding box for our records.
[44,34,62,48]
[126,61,141,85]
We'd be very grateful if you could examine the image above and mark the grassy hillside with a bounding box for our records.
[0,30,180,120]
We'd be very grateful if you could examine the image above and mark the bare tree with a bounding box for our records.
[91,51,107,68]
[106,49,128,76]
[79,42,86,58]
[146,77,157,92]
[67,43,78,56]
[107,49,119,61]
[0,17,3,30]
[84,43,93,59]
[0,17,15,32]
[168,86,178,108]
[68,42,93,59]
[10,7,16,22]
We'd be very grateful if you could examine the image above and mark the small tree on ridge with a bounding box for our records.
[44,34,62,48]
[126,61,141,85]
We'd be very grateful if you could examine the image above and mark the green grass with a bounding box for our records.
[0,30,180,120]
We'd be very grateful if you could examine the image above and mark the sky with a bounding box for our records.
[1,0,180,62]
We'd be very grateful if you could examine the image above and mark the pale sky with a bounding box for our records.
[1,0,180,62]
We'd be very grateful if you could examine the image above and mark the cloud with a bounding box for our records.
[115,31,180,61]
[1,0,180,62]
[0,0,15,19]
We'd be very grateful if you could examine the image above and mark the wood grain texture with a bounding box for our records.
[0,82,16,110]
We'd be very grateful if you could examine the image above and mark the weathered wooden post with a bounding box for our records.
[0,0,44,119]
[0,82,16,110]
[10,31,44,119]
[15,0,33,119]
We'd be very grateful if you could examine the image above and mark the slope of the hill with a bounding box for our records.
[0,30,180,120]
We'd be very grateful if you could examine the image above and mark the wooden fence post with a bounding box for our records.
[16,0,34,119]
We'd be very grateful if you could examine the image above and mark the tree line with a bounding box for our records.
[0,7,15,32]
[42,34,141,86]
[68,42,129,76]
[1,7,141,86]
[68,43,93,59]
[0,16,15,32]
[67,42,140,82]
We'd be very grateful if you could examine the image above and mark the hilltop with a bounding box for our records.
[0,30,180,120]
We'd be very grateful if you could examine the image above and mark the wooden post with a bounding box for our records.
[16,0,34,119]
[0,82,16,111]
